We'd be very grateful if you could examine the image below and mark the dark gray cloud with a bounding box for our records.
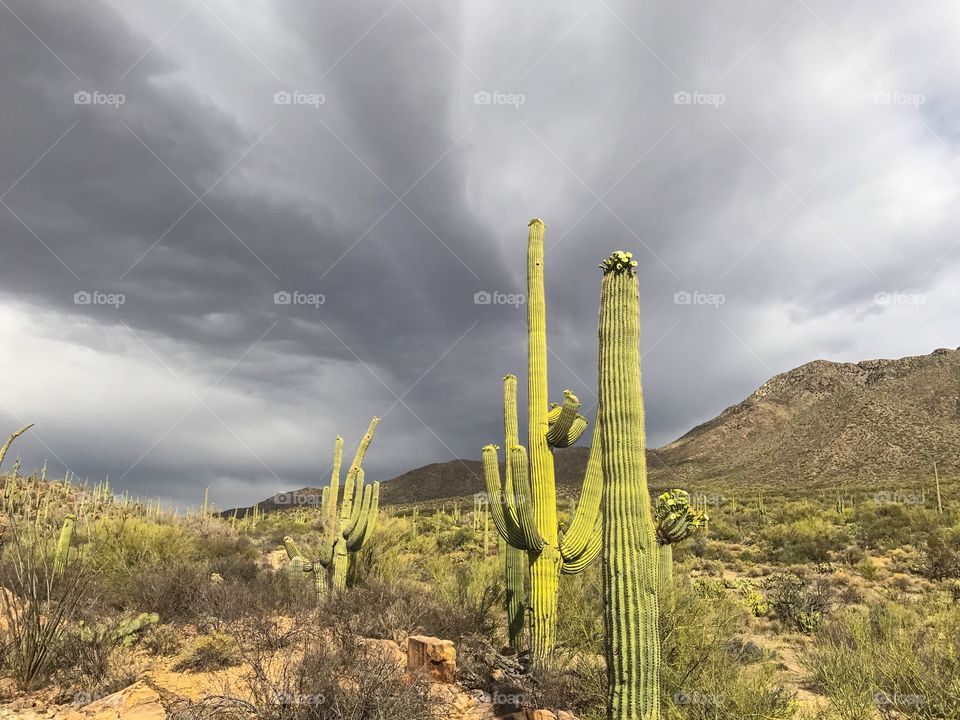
[1,0,958,507]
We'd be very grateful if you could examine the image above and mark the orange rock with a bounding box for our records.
[406,635,457,684]
[65,681,165,720]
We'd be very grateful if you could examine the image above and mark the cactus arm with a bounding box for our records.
[283,536,303,560]
[339,417,379,524]
[546,390,588,448]
[561,517,602,574]
[598,251,660,719]
[326,436,343,522]
[559,419,603,562]
[345,481,373,549]
[509,446,546,553]
[343,469,366,537]
[502,375,521,527]
[347,482,379,551]
[482,445,530,549]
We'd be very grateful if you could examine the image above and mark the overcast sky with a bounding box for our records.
[1,0,958,508]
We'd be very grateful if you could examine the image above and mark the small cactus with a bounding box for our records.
[654,490,707,589]
[53,513,76,577]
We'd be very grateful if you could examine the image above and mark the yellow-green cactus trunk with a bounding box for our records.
[598,252,660,720]
[658,543,672,590]
[483,221,603,665]
[526,219,562,662]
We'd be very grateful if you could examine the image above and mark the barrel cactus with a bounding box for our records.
[654,489,707,588]
[597,250,660,719]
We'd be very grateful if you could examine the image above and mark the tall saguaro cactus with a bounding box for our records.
[483,219,603,663]
[597,251,659,720]
[654,489,707,589]
[285,418,380,595]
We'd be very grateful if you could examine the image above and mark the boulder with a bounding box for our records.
[63,681,165,720]
[407,635,457,684]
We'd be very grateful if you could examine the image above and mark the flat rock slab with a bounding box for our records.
[407,635,457,684]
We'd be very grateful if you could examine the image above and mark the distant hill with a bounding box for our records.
[231,347,960,514]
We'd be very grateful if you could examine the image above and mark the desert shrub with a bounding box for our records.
[852,501,937,550]
[143,623,182,656]
[557,561,604,653]
[763,572,831,633]
[86,516,197,578]
[913,529,960,581]
[115,559,209,621]
[527,653,606,720]
[349,516,431,586]
[803,599,960,720]
[199,616,440,720]
[854,557,879,581]
[427,554,503,640]
[660,584,797,719]
[762,517,848,564]
[172,631,241,672]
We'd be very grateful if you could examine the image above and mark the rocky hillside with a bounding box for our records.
[655,347,960,487]
[237,347,960,512]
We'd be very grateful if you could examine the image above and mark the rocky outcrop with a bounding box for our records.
[407,635,457,684]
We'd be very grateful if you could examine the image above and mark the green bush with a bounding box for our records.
[803,599,960,720]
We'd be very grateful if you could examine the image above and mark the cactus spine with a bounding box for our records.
[54,513,75,577]
[483,220,603,663]
[597,251,659,719]
[654,490,707,589]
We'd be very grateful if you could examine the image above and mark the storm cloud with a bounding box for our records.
[1,0,958,508]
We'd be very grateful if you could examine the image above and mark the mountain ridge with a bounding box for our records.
[233,347,960,513]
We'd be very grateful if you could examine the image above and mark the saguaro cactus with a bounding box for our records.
[53,513,75,577]
[597,251,659,719]
[483,219,603,662]
[285,418,380,594]
[654,489,707,588]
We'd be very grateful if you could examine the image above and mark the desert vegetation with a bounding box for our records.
[0,223,958,719]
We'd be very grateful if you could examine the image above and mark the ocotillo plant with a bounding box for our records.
[286,418,381,594]
[483,219,602,662]
[654,490,707,588]
[597,250,660,719]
